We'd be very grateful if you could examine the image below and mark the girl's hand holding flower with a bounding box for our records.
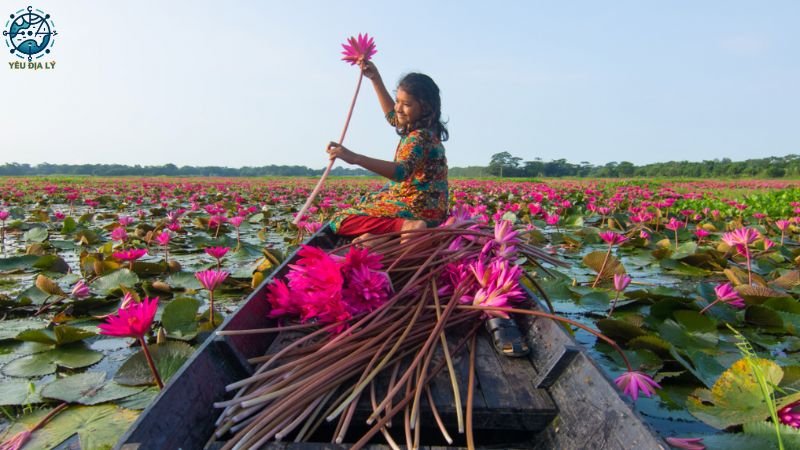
[360,60,381,81]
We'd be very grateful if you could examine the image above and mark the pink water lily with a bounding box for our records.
[156,230,171,263]
[700,282,745,314]
[665,437,705,450]
[598,231,627,246]
[722,227,759,285]
[593,232,627,288]
[118,215,134,226]
[71,280,90,299]
[779,400,800,428]
[462,259,525,317]
[608,274,631,317]
[155,230,171,246]
[614,370,660,401]
[205,246,230,259]
[99,296,158,338]
[341,33,376,65]
[721,227,759,247]
[113,248,147,270]
[195,269,229,292]
[481,220,519,260]
[776,219,790,245]
[98,296,163,389]
[205,246,230,269]
[0,430,32,450]
[111,226,128,242]
[196,269,229,326]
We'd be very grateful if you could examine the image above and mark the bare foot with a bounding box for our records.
[352,233,391,248]
[399,220,426,245]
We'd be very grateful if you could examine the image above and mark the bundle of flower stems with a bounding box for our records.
[212,221,612,450]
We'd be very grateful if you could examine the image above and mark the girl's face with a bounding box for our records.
[394,88,424,127]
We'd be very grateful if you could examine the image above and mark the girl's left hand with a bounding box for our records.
[327,142,360,165]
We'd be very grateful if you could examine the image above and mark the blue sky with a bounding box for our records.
[1,1,797,169]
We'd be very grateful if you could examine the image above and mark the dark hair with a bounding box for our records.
[397,73,449,142]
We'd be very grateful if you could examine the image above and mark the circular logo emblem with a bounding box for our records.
[3,6,57,61]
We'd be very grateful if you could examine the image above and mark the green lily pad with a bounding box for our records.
[688,357,784,429]
[41,372,144,405]
[0,379,44,405]
[92,268,140,294]
[670,241,698,260]
[114,341,194,386]
[683,432,776,450]
[117,387,159,410]
[32,254,70,273]
[161,297,201,340]
[248,213,264,223]
[659,319,718,350]
[628,335,673,357]
[596,318,647,342]
[765,297,800,314]
[743,421,800,448]
[660,258,711,276]
[23,405,139,450]
[745,305,785,330]
[626,286,690,301]
[2,343,103,377]
[16,325,96,346]
[24,226,49,242]
[673,310,717,333]
[0,255,40,272]
[166,271,203,290]
[0,318,48,340]
[61,216,77,233]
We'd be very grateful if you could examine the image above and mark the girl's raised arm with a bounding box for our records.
[361,60,394,117]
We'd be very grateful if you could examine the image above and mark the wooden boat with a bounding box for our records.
[116,227,667,450]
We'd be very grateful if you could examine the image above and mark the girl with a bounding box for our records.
[326,60,449,246]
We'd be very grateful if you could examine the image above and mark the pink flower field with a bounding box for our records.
[2,175,800,448]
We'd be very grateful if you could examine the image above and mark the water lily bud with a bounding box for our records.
[156,327,167,344]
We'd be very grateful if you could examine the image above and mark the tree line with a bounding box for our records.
[0,163,371,177]
[464,152,795,178]
[0,154,794,178]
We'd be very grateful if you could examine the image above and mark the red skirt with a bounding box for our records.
[336,215,405,237]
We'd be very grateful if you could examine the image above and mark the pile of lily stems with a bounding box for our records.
[212,222,567,450]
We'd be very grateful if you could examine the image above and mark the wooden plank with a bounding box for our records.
[534,345,580,389]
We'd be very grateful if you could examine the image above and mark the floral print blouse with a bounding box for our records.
[330,111,449,232]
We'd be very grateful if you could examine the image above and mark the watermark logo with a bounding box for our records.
[4,5,57,69]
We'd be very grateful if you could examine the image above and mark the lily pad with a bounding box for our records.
[41,372,144,405]
[0,318,48,340]
[628,335,673,357]
[114,341,194,386]
[596,318,647,342]
[582,250,626,280]
[161,297,201,340]
[32,254,70,273]
[117,387,159,410]
[166,271,203,290]
[743,421,800,449]
[23,405,139,450]
[2,343,103,377]
[16,325,96,346]
[688,357,784,429]
[92,268,140,294]
[0,255,39,271]
[659,319,718,350]
[61,216,77,233]
[670,241,698,260]
[0,379,44,405]
[24,226,49,242]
